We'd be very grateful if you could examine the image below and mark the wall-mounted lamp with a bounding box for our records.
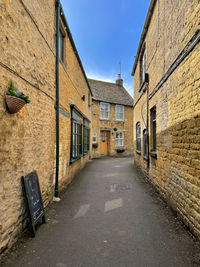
[81,95,85,101]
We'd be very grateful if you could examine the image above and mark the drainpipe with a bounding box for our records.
[146,74,150,169]
[54,0,61,201]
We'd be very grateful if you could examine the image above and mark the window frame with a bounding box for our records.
[150,106,157,153]
[83,119,90,155]
[92,132,97,144]
[100,102,110,120]
[143,129,148,159]
[140,46,146,86]
[116,131,124,147]
[116,105,124,121]
[70,107,90,163]
[136,122,141,154]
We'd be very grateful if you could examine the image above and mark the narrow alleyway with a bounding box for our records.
[2,157,200,267]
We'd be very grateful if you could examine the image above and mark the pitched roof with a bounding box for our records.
[88,79,133,107]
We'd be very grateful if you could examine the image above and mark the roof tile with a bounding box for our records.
[88,79,133,106]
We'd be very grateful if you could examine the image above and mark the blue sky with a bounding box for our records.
[61,0,151,97]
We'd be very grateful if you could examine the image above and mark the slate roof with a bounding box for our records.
[88,79,133,107]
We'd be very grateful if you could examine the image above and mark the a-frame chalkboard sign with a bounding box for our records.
[22,171,46,237]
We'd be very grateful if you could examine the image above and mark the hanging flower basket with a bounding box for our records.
[116,148,125,153]
[92,143,98,148]
[5,95,26,114]
[5,79,30,114]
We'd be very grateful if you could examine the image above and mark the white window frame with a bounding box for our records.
[100,102,110,120]
[92,132,97,144]
[116,105,124,121]
[115,131,124,147]
[141,48,146,83]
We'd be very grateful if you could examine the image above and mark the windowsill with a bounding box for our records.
[70,150,90,164]
[70,156,82,165]
[116,120,124,122]
[136,150,141,155]
[100,118,109,121]
[150,151,157,159]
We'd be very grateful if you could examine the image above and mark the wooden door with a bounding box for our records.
[100,131,109,155]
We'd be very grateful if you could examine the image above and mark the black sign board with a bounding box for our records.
[22,171,46,237]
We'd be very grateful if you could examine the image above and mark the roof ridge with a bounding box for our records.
[88,78,117,86]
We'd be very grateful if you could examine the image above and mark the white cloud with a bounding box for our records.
[86,70,116,83]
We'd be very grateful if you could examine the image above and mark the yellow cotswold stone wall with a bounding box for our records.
[0,0,91,255]
[91,100,133,158]
[58,25,92,190]
[133,0,200,239]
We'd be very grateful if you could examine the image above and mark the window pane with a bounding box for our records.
[136,123,141,152]
[101,103,108,111]
[116,131,124,147]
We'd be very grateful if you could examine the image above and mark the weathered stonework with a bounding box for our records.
[91,100,133,158]
[0,0,91,255]
[133,0,200,239]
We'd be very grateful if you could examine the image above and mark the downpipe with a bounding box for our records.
[54,0,61,202]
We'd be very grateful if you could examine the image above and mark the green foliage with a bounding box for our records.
[7,79,31,103]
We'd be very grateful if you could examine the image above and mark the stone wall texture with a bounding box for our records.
[0,0,91,255]
[91,100,133,158]
[133,0,200,239]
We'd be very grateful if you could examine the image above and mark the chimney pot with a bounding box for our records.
[116,74,123,86]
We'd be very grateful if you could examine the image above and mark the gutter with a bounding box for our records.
[131,0,157,76]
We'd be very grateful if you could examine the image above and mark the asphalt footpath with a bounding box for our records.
[1,157,200,267]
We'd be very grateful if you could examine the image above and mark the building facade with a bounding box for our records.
[89,76,133,158]
[132,0,200,238]
[0,0,91,254]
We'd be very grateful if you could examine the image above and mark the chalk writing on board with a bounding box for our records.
[22,171,46,237]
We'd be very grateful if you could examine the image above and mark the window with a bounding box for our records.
[136,122,141,153]
[71,107,90,162]
[100,132,107,141]
[150,107,156,152]
[88,92,91,107]
[92,132,97,143]
[143,129,148,158]
[59,28,65,62]
[140,47,146,85]
[83,119,90,154]
[116,131,124,147]
[116,105,124,121]
[100,102,109,120]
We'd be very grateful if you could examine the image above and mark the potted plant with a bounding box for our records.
[92,143,98,148]
[116,148,125,153]
[5,80,30,113]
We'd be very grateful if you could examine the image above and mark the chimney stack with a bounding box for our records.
[116,74,123,86]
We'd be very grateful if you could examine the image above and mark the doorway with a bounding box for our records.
[100,130,109,156]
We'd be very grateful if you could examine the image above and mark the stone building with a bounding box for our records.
[0,0,91,254]
[89,76,133,158]
[132,0,200,238]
